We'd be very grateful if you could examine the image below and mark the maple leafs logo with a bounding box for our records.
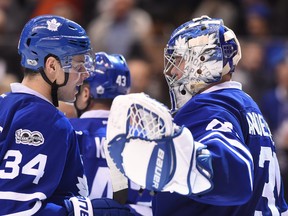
[76,175,89,196]
[174,36,187,50]
[47,18,61,31]
[96,85,105,94]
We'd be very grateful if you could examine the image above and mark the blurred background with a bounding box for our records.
[0,0,287,200]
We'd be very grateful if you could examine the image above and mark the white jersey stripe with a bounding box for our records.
[199,133,253,190]
[0,191,46,216]
[199,131,253,162]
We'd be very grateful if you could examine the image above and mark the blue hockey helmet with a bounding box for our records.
[18,15,92,71]
[85,52,131,99]
[164,15,241,112]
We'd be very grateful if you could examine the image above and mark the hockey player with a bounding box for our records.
[0,15,132,215]
[105,16,288,215]
[70,52,152,216]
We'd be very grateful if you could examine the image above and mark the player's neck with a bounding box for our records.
[200,73,232,93]
[89,100,110,111]
[22,75,53,102]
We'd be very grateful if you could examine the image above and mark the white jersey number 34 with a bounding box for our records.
[0,150,47,184]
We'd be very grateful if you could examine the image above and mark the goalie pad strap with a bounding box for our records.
[69,196,93,216]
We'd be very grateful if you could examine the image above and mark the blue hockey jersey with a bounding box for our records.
[70,111,113,199]
[0,83,87,215]
[70,110,152,216]
[153,81,288,216]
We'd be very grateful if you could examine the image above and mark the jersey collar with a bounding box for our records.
[10,82,52,104]
[201,81,242,94]
[80,110,110,118]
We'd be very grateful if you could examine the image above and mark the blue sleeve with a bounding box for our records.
[35,203,67,216]
[175,106,253,205]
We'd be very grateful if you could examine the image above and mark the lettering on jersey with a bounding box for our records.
[0,126,3,133]
[95,137,106,159]
[70,196,92,216]
[15,129,44,146]
[153,149,165,189]
[246,112,272,138]
[78,196,89,213]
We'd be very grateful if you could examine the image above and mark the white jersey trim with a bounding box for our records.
[0,191,46,215]
[199,132,253,190]
[10,82,52,104]
[201,81,242,94]
[80,110,110,119]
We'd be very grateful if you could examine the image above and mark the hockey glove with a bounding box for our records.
[106,93,213,195]
[64,196,133,216]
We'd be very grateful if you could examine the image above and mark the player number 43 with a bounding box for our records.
[115,75,126,87]
[0,150,47,184]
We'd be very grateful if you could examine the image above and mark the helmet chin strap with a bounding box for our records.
[40,70,69,107]
[74,96,91,118]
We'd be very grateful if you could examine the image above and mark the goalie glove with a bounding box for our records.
[106,93,213,196]
[64,196,133,216]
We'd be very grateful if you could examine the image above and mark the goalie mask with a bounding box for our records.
[164,15,241,112]
[85,52,131,99]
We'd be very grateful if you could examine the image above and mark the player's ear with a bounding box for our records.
[44,56,59,81]
[81,85,91,103]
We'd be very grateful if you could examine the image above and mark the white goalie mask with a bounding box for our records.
[164,15,241,113]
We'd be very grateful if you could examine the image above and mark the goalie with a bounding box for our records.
[106,16,288,215]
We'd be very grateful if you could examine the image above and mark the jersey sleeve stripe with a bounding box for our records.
[0,191,47,201]
[0,191,46,216]
[199,133,253,190]
[199,132,253,161]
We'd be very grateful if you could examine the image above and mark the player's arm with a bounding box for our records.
[179,103,254,205]
[191,128,254,205]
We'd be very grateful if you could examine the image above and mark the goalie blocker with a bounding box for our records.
[106,93,214,195]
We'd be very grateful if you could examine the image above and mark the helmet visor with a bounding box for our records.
[61,51,95,77]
